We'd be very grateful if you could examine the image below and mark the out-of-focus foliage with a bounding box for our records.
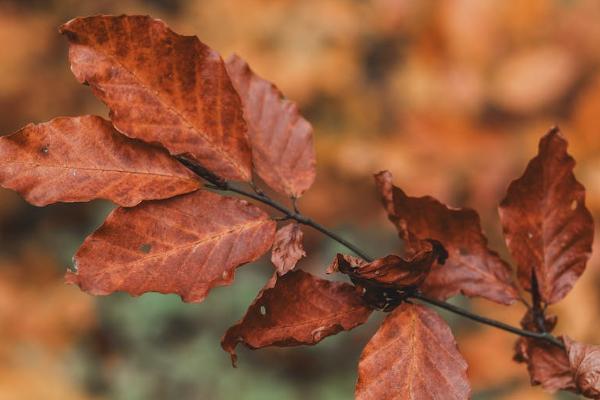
[0,0,599,398]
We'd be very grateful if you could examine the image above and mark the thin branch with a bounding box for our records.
[178,158,564,350]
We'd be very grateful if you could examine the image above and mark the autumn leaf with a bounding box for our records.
[356,303,470,400]
[221,270,372,365]
[270,222,306,275]
[225,54,316,197]
[66,190,276,302]
[60,15,252,181]
[499,128,594,305]
[374,170,519,304]
[0,115,199,207]
[564,336,600,398]
[516,338,575,393]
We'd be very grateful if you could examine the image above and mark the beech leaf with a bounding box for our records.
[225,54,316,197]
[270,222,306,275]
[221,270,372,366]
[375,170,519,304]
[564,336,600,398]
[499,128,594,304]
[356,303,470,400]
[0,115,199,207]
[66,190,276,302]
[328,241,447,310]
[60,15,252,181]
[517,338,575,393]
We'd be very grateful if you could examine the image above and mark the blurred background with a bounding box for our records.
[0,0,599,398]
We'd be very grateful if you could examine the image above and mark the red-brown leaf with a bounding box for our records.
[60,16,252,181]
[564,336,600,398]
[517,338,575,393]
[499,128,594,304]
[356,303,470,400]
[270,222,306,275]
[0,115,199,207]
[329,240,447,290]
[225,54,316,197]
[375,170,519,304]
[66,190,275,302]
[221,270,372,365]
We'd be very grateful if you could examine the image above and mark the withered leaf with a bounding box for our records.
[356,303,470,400]
[499,128,594,304]
[60,15,252,181]
[375,170,519,304]
[0,115,199,207]
[329,240,447,290]
[221,270,372,365]
[225,54,316,197]
[270,222,306,275]
[517,339,575,393]
[67,190,275,302]
[564,336,600,398]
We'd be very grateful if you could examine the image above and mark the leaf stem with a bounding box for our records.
[179,158,564,350]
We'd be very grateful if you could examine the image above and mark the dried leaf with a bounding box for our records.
[332,240,446,288]
[356,303,470,400]
[66,190,276,302]
[374,170,519,304]
[270,222,306,275]
[519,339,575,393]
[60,15,252,181]
[221,270,372,365]
[499,128,594,304]
[225,54,316,197]
[0,115,199,207]
[564,336,600,399]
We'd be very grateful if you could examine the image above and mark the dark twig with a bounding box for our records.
[179,158,565,350]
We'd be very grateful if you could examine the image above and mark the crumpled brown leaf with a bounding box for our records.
[329,240,447,288]
[356,303,470,400]
[221,270,372,366]
[270,222,306,275]
[374,170,519,304]
[499,128,594,305]
[225,54,316,197]
[67,190,276,302]
[564,336,600,399]
[60,15,252,181]
[0,115,200,207]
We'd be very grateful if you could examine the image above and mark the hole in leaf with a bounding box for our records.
[39,146,49,155]
[571,199,578,210]
[527,232,533,239]
[139,243,152,254]
[259,305,267,316]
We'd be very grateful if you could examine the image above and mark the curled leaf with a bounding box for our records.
[221,270,372,366]
[0,115,199,206]
[499,128,594,304]
[564,336,600,399]
[60,15,252,181]
[67,190,276,302]
[225,54,316,197]
[270,222,306,275]
[356,303,470,400]
[517,339,575,393]
[374,170,518,304]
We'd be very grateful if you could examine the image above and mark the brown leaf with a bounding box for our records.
[225,54,316,197]
[66,190,275,302]
[499,128,594,304]
[564,336,600,398]
[356,303,470,400]
[331,240,446,288]
[518,339,575,393]
[221,270,372,365]
[374,170,519,304]
[60,16,252,181]
[270,222,306,275]
[0,115,199,206]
